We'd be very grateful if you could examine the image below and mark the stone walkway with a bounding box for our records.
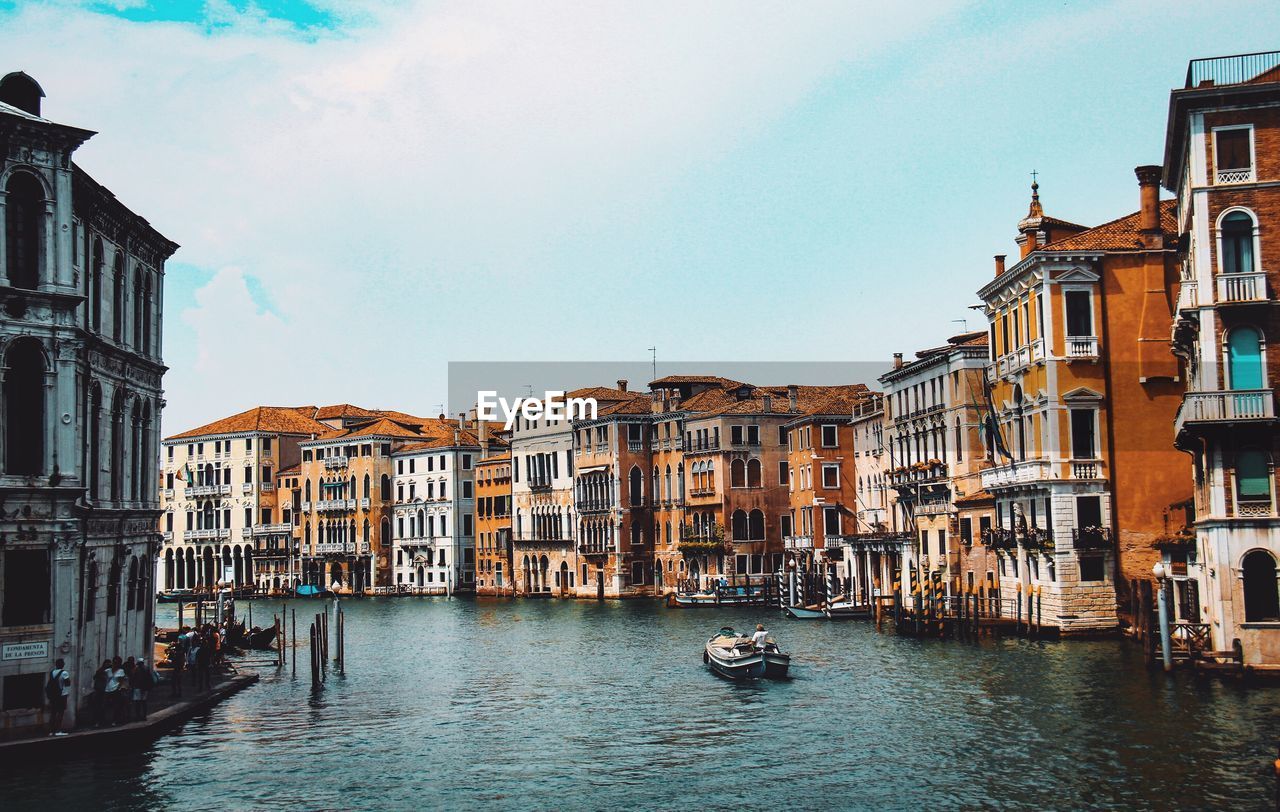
[0,670,259,761]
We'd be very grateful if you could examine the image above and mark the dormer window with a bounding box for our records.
[1214,126,1253,184]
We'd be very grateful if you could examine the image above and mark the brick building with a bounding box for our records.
[475,453,513,595]
[1166,51,1280,664]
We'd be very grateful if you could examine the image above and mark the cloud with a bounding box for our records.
[0,0,961,432]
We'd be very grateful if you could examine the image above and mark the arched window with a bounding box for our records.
[3,339,45,475]
[112,252,125,342]
[1221,211,1256,275]
[1236,449,1271,505]
[91,239,104,332]
[304,479,311,501]
[130,400,142,501]
[731,509,748,540]
[5,172,42,290]
[1243,550,1280,622]
[1227,327,1264,390]
[629,466,643,506]
[133,268,143,349]
[142,273,153,355]
[746,458,762,488]
[677,462,684,500]
[652,466,659,502]
[381,474,391,500]
[363,474,370,498]
[748,509,765,540]
[126,556,139,611]
[730,458,746,488]
[664,465,671,501]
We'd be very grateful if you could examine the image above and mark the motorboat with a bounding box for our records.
[703,627,766,680]
[760,641,791,679]
[670,591,719,607]
[785,604,827,620]
[295,584,334,598]
[824,599,871,620]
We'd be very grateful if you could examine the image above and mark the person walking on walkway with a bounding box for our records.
[170,632,187,698]
[132,659,154,720]
[105,656,128,725]
[91,660,111,727]
[44,658,70,736]
[196,632,212,691]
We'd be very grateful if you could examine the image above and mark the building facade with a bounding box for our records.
[475,453,512,596]
[1166,52,1280,664]
[0,72,176,733]
[978,173,1186,634]
[157,406,327,594]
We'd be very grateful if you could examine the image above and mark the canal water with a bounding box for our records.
[2,598,1277,810]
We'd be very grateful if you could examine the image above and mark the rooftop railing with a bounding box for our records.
[1186,51,1280,89]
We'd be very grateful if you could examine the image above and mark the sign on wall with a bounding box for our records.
[2,641,50,661]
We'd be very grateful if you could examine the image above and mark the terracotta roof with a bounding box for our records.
[684,384,870,418]
[313,404,382,420]
[276,464,300,476]
[479,454,512,464]
[566,386,640,403]
[310,417,428,442]
[649,375,745,389]
[166,406,331,441]
[1040,200,1177,253]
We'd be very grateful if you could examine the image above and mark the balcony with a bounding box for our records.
[528,476,553,491]
[261,482,274,492]
[324,456,348,470]
[1216,166,1255,185]
[1175,389,1276,438]
[1176,279,1199,313]
[162,531,173,542]
[1236,499,1275,519]
[784,534,814,550]
[1066,336,1098,359]
[241,483,253,494]
[252,522,293,536]
[360,497,370,510]
[578,541,613,556]
[686,440,720,453]
[301,501,312,512]
[627,440,644,452]
[981,459,1053,491]
[1070,461,1101,480]
[888,462,947,488]
[182,528,230,542]
[1072,527,1112,551]
[315,541,352,555]
[186,483,231,498]
[317,498,356,512]
[162,488,174,499]
[688,486,717,498]
[1216,272,1267,305]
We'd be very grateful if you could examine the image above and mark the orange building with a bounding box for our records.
[475,453,513,596]
[782,392,867,595]
[978,174,1188,633]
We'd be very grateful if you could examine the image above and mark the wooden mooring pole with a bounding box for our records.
[291,608,297,675]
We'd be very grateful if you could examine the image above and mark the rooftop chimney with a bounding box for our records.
[617,379,628,393]
[994,254,1006,276]
[1135,164,1162,248]
[893,352,904,369]
[786,384,798,412]
[762,394,772,413]
[479,419,490,457]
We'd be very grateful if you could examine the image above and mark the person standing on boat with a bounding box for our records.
[751,624,769,650]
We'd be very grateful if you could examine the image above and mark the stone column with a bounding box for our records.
[53,534,80,726]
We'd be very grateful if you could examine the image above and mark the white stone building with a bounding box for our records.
[510,407,579,595]
[157,406,328,594]
[0,72,176,733]
[391,430,480,593]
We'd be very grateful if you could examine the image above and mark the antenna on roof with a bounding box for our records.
[952,319,968,331]
[647,346,657,383]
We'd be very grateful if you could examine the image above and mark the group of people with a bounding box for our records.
[167,623,226,696]
[87,655,158,729]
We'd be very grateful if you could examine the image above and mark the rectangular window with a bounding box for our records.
[778,425,788,445]
[1065,291,1093,337]
[821,464,839,489]
[2,549,50,626]
[778,461,789,485]
[820,425,838,447]
[959,517,972,546]
[823,507,840,535]
[747,425,760,445]
[463,454,472,470]
[1216,127,1252,171]
[464,514,473,535]
[730,425,744,446]
[1079,556,1105,582]
[780,514,793,537]
[1070,409,1096,459]
[462,481,473,499]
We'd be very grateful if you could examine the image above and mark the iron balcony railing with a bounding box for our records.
[1073,527,1112,550]
[1185,50,1280,89]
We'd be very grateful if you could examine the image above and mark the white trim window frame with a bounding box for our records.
[1211,124,1255,185]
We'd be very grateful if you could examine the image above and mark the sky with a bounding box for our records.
[1,0,1278,435]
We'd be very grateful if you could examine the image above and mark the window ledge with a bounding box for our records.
[1241,622,1280,629]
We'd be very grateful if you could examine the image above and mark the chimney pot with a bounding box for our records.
[617,379,628,392]
[994,254,1006,276]
[762,395,772,413]
[1135,164,1161,236]
[893,352,904,370]
[786,384,798,412]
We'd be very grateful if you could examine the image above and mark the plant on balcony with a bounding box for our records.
[926,458,942,467]
[679,522,726,555]
[1153,528,1195,551]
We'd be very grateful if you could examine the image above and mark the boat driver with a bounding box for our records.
[751,624,769,650]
